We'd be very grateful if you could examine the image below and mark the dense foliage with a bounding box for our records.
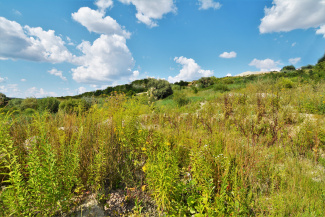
[147,78,173,100]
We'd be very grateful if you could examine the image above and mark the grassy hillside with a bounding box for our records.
[1,66,325,216]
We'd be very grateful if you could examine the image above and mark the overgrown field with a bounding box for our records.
[1,74,325,216]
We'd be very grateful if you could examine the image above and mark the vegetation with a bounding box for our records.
[147,78,173,100]
[281,65,296,71]
[0,93,8,106]
[1,58,325,216]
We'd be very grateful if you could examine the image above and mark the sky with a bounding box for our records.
[1,0,325,98]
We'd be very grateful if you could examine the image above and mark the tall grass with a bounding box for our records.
[1,80,325,216]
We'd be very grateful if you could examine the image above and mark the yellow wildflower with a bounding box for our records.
[142,165,147,172]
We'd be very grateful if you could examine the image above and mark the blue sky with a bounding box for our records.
[1,0,325,98]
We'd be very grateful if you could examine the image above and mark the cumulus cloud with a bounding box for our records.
[48,68,67,81]
[198,0,221,10]
[72,34,134,84]
[72,7,130,38]
[118,0,176,27]
[249,58,281,72]
[0,17,73,63]
[168,56,213,83]
[289,57,301,65]
[226,73,232,77]
[77,86,87,94]
[129,70,140,81]
[21,79,26,82]
[219,51,237,58]
[259,0,325,34]
[26,87,57,98]
[95,0,113,13]
[316,25,325,37]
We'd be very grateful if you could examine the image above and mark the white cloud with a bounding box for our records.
[289,57,301,65]
[118,0,177,27]
[95,0,113,13]
[21,79,26,82]
[129,70,140,81]
[292,42,296,47]
[71,34,134,84]
[219,51,237,58]
[26,87,57,98]
[249,58,281,72]
[77,86,87,94]
[198,0,221,10]
[259,0,325,34]
[0,84,21,96]
[0,76,8,83]
[226,73,232,77]
[66,36,75,46]
[0,17,73,63]
[168,56,213,83]
[72,7,130,38]
[316,25,325,38]
[48,68,67,81]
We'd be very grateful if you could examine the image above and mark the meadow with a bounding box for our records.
[1,64,325,216]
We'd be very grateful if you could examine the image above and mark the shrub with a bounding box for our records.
[59,99,80,113]
[59,98,91,114]
[7,98,23,108]
[301,64,314,70]
[197,77,215,88]
[278,77,295,89]
[21,97,38,110]
[214,83,230,92]
[174,80,189,87]
[173,92,190,107]
[0,93,7,107]
[281,65,296,71]
[147,78,173,100]
[191,86,198,94]
[38,97,60,113]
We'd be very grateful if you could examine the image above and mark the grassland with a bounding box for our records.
[1,68,325,216]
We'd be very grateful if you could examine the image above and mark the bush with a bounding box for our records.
[197,77,215,88]
[59,98,91,114]
[59,99,79,113]
[301,64,314,70]
[147,78,173,100]
[7,99,23,109]
[214,83,230,92]
[281,65,296,71]
[191,86,198,94]
[278,77,295,89]
[21,97,38,110]
[173,92,190,107]
[0,93,8,107]
[38,97,60,113]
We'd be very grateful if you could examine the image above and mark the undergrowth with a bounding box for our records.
[1,78,325,216]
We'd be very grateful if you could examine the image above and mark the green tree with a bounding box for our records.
[281,65,296,71]
[38,97,60,113]
[21,97,38,110]
[0,93,7,106]
[147,78,173,100]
